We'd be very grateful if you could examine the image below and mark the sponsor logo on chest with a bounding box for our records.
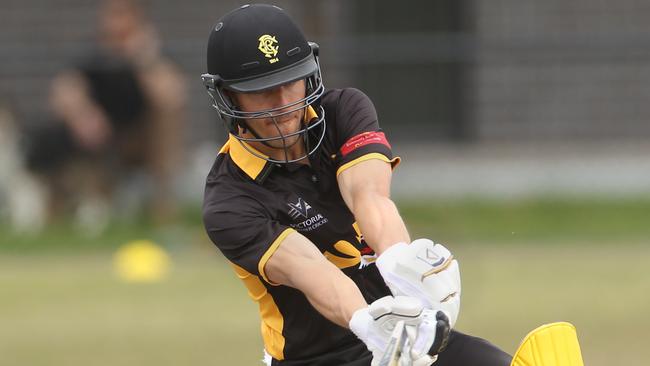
[287,197,328,232]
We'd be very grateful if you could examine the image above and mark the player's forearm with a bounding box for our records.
[265,232,367,328]
[352,191,410,256]
[297,261,368,328]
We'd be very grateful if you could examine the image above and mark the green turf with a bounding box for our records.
[399,197,650,245]
[1,198,649,365]
[2,197,649,252]
[0,251,263,366]
[1,244,648,366]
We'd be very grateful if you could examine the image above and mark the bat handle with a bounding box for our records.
[378,320,407,366]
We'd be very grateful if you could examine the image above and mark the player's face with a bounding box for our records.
[233,79,307,150]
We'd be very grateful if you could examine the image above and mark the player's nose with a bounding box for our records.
[271,87,296,114]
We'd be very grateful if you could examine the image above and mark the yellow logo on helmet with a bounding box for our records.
[258,34,279,64]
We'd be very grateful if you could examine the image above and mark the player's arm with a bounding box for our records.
[264,230,367,327]
[264,232,448,365]
[337,158,409,255]
[338,158,462,328]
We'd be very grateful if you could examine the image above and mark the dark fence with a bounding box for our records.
[2,0,649,145]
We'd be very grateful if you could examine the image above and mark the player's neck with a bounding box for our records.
[271,141,309,164]
[253,137,309,165]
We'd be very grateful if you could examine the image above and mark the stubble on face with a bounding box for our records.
[233,80,308,154]
[256,108,305,149]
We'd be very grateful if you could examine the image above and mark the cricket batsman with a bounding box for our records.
[201,4,512,365]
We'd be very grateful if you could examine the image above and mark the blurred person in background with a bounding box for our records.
[25,0,186,233]
[0,101,47,233]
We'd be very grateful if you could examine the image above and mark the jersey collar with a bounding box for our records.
[220,106,318,184]
[219,134,272,184]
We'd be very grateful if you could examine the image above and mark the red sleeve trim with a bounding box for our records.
[340,131,391,157]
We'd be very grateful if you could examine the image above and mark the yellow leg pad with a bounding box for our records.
[511,322,585,366]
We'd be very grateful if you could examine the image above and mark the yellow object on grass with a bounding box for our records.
[113,240,171,283]
[511,322,585,366]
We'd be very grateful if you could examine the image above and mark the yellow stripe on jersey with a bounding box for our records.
[231,263,286,360]
[352,221,363,243]
[217,138,231,155]
[228,134,270,180]
[216,133,267,180]
[336,152,401,177]
[324,240,361,269]
[258,228,296,285]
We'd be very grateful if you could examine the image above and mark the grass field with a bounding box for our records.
[1,198,649,365]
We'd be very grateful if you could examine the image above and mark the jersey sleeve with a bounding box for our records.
[203,192,294,284]
[332,88,400,176]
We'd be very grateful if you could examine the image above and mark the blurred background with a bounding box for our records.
[1,0,649,365]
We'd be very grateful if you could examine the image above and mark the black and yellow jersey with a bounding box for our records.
[203,88,400,365]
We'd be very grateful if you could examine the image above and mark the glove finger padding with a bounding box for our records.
[351,296,450,366]
[405,310,450,364]
[350,296,426,355]
[376,239,461,328]
[369,295,424,320]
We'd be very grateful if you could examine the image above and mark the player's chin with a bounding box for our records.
[267,134,302,149]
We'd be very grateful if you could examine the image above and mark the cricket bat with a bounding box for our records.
[376,320,409,366]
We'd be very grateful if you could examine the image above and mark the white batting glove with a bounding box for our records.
[349,296,450,366]
[401,309,451,366]
[376,239,461,328]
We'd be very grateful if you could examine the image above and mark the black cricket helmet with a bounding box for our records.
[201,4,326,163]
